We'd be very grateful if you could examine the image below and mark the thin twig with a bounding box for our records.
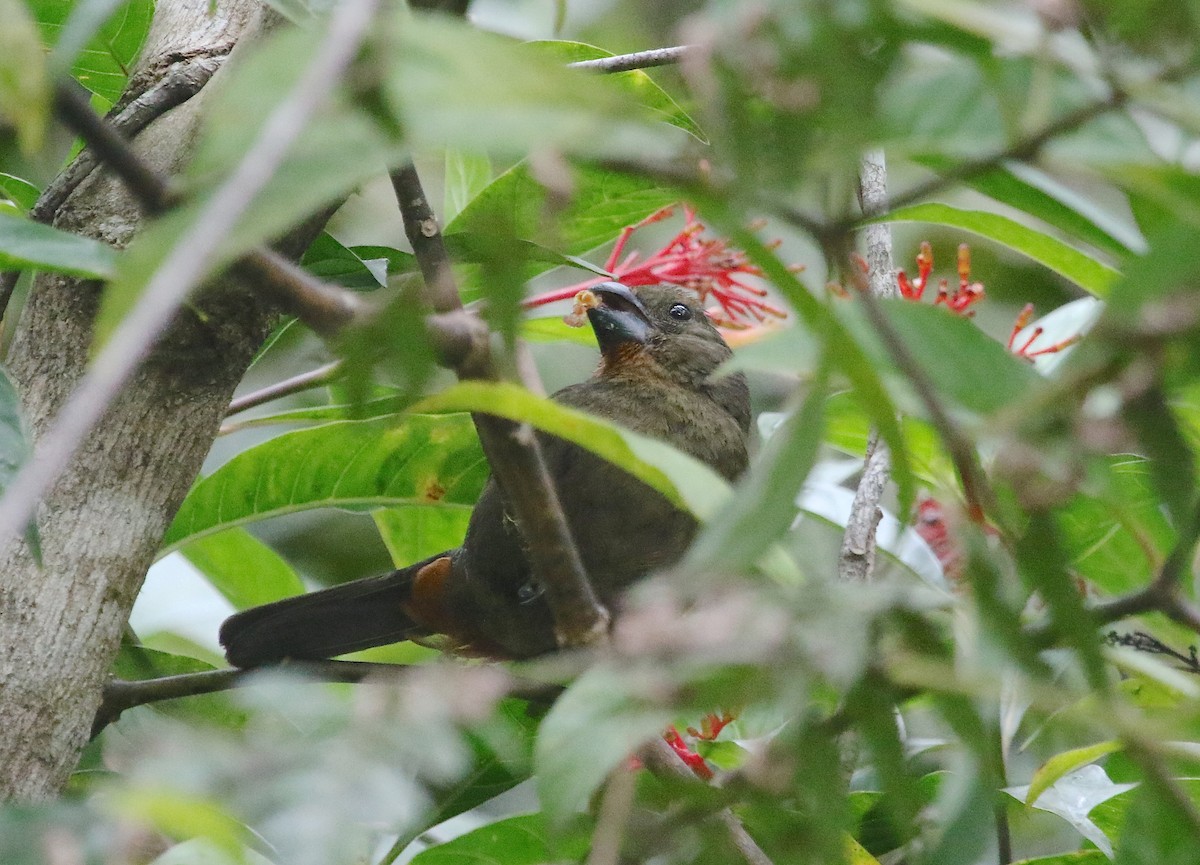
[568,46,692,74]
[587,764,639,865]
[389,161,610,648]
[226,360,345,417]
[91,659,565,738]
[839,150,896,583]
[641,739,776,865]
[0,0,381,548]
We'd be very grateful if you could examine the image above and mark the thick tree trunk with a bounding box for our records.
[0,0,313,800]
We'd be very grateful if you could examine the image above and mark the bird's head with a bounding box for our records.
[585,282,735,390]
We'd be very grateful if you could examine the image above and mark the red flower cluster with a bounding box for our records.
[897,241,986,315]
[525,205,788,330]
[896,242,1081,361]
[662,711,736,781]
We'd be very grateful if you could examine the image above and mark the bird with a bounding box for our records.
[219,282,751,666]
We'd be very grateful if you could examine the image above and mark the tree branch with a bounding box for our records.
[839,151,896,583]
[0,0,381,549]
[226,360,345,416]
[389,160,610,648]
[91,659,564,738]
[568,46,692,74]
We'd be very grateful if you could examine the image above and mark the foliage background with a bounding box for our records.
[2,0,1200,863]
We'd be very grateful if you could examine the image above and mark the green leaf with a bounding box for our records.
[520,315,599,346]
[0,172,40,211]
[531,40,707,142]
[34,0,155,104]
[446,161,676,290]
[0,0,50,153]
[1113,780,1200,865]
[410,813,589,865]
[410,381,732,518]
[685,366,827,572]
[161,415,489,552]
[0,212,117,278]
[878,202,1121,297]
[1026,741,1123,806]
[910,155,1141,260]
[382,16,670,158]
[841,298,1042,416]
[301,231,388,289]
[179,527,307,609]
[443,149,492,224]
[373,505,472,568]
[536,664,674,827]
[1010,854,1110,865]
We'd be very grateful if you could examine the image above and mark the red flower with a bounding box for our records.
[525,205,789,330]
[897,242,986,316]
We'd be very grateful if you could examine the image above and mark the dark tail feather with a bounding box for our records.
[219,554,443,668]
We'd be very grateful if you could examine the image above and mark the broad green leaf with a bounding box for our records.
[520,315,598,346]
[0,212,117,278]
[301,231,388,289]
[840,298,1042,416]
[1026,741,1123,806]
[382,17,670,158]
[0,0,49,152]
[373,505,472,568]
[685,367,827,572]
[107,790,249,859]
[536,663,674,827]
[1009,854,1110,865]
[0,172,40,211]
[845,836,885,865]
[532,40,706,142]
[443,149,492,224]
[1056,456,1175,596]
[1113,780,1200,865]
[150,837,276,865]
[161,415,489,552]
[34,0,154,104]
[112,644,216,681]
[393,697,541,859]
[179,527,306,609]
[410,813,589,865]
[410,381,732,518]
[446,161,676,266]
[910,155,1141,259]
[878,203,1121,297]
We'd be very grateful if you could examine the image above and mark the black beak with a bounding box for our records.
[586,282,653,351]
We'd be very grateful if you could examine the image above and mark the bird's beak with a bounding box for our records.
[586,282,653,352]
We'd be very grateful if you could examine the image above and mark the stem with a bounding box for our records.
[568,46,691,74]
[226,360,344,416]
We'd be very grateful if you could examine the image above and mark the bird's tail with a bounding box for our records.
[219,553,444,668]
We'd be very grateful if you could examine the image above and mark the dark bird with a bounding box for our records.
[219,282,751,665]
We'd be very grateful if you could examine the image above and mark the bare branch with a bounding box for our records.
[226,360,344,417]
[0,0,381,548]
[568,46,692,74]
[840,150,896,583]
[388,161,610,648]
[91,659,564,738]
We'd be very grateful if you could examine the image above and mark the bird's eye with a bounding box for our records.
[668,303,693,321]
[517,579,544,605]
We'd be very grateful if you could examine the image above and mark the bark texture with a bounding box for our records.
[0,0,313,800]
